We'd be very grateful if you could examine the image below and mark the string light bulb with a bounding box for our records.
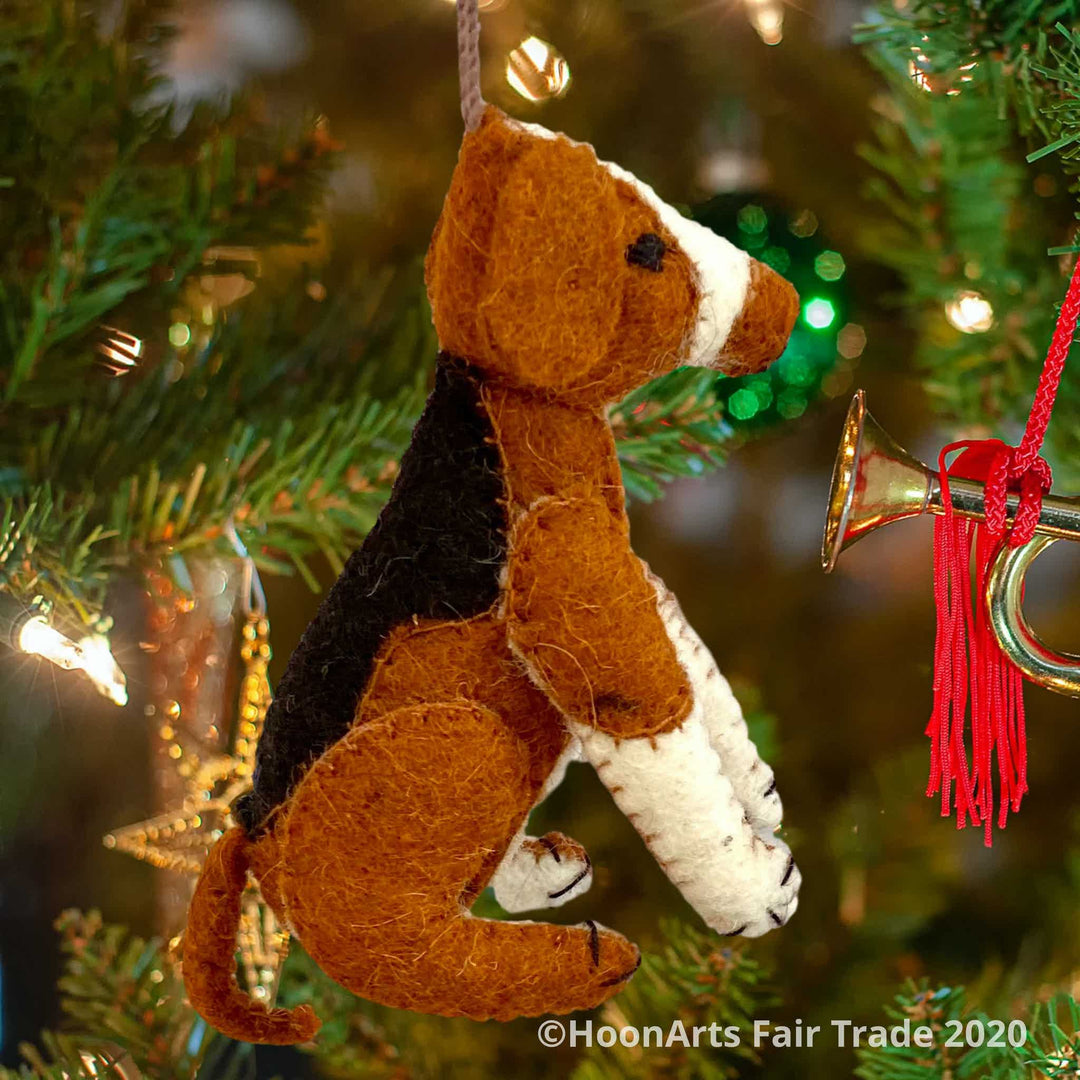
[745,0,783,45]
[18,616,85,672]
[75,633,129,707]
[3,598,128,706]
[945,290,995,334]
[909,37,977,95]
[95,327,143,376]
[506,36,571,102]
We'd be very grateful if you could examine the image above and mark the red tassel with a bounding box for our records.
[927,441,1027,847]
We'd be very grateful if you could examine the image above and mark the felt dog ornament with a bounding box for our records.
[183,0,802,1045]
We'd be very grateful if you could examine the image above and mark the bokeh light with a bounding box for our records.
[804,297,837,330]
[506,36,571,102]
[168,322,192,348]
[738,203,769,234]
[95,327,143,376]
[945,290,994,333]
[815,250,846,281]
[745,0,784,45]
[690,196,851,434]
[837,322,867,359]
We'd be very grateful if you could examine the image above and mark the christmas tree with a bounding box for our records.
[7,0,1080,1077]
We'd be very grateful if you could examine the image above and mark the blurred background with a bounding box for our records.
[5,0,1080,1077]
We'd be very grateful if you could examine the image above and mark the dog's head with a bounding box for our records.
[426,108,798,407]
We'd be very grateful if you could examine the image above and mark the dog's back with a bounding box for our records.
[235,359,506,832]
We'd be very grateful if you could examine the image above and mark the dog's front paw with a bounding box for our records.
[753,769,784,832]
[492,832,593,912]
[724,839,800,939]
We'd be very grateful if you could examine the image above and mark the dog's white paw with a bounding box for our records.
[491,832,593,912]
[724,838,801,939]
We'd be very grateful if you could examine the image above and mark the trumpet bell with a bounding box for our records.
[821,390,934,572]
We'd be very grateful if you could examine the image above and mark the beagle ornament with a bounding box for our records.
[183,108,801,1044]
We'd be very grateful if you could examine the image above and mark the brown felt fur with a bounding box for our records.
[523,832,590,865]
[506,494,692,737]
[427,110,702,408]
[183,828,320,1044]
[184,106,797,1043]
[481,383,626,518]
[719,259,801,377]
[274,702,638,1019]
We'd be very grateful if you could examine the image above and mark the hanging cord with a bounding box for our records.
[928,254,1080,845]
[458,0,486,132]
[223,520,267,619]
[983,256,1080,547]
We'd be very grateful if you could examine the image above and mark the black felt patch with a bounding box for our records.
[234,356,508,834]
[625,232,666,273]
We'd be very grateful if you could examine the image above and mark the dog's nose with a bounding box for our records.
[715,259,799,377]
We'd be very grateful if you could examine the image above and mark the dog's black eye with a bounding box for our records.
[625,232,666,273]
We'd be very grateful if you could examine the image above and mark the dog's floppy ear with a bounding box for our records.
[479,136,625,393]
[426,108,532,364]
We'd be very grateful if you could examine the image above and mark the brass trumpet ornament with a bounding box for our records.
[822,390,1080,697]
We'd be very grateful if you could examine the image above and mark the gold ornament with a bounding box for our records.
[822,390,1080,697]
[506,36,571,102]
[105,568,289,1004]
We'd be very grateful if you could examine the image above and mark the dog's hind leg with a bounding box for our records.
[276,701,638,1019]
[490,738,594,912]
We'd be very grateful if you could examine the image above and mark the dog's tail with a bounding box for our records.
[183,826,321,1045]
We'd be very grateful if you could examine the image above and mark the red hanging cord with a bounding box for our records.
[928,256,1080,845]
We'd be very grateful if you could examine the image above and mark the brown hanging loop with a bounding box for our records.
[458,0,486,132]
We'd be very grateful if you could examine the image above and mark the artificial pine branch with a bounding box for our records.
[858,7,1080,477]
[0,1034,128,1080]
[0,0,335,399]
[1,0,422,630]
[856,979,1080,1080]
[277,945,412,1079]
[612,369,735,504]
[569,919,775,1080]
[855,2,1080,78]
[3,910,225,1080]
[8,910,780,1078]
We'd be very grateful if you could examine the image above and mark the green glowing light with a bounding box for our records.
[777,391,807,419]
[168,322,191,348]
[803,298,836,330]
[763,245,791,274]
[779,352,815,386]
[737,204,768,234]
[749,378,773,409]
[814,250,845,282]
[728,388,761,420]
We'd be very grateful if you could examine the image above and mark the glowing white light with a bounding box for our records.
[77,634,129,707]
[19,616,84,671]
[746,0,783,45]
[96,327,143,375]
[945,290,995,334]
[908,59,933,92]
[17,617,128,706]
[506,36,571,102]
